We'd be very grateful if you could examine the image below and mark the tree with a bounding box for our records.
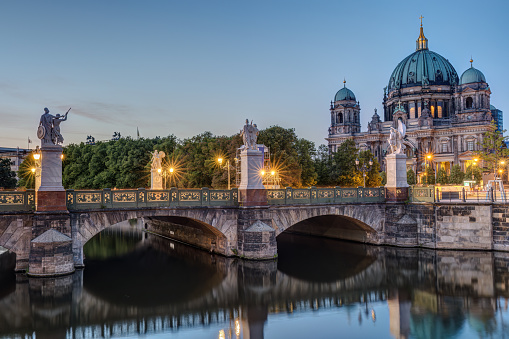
[296,138,317,187]
[17,154,36,189]
[449,164,465,185]
[258,126,302,187]
[314,144,335,186]
[465,164,482,184]
[0,158,16,189]
[424,166,435,185]
[475,120,509,179]
[334,140,362,187]
[436,168,448,185]
[407,169,416,185]
[381,171,387,186]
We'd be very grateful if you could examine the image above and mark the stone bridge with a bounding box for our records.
[1,187,509,275]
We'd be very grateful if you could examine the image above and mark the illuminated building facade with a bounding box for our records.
[326,21,498,181]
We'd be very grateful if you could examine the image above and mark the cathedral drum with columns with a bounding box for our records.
[326,20,503,183]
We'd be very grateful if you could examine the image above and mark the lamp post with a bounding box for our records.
[499,160,506,182]
[425,153,433,184]
[169,167,175,188]
[33,146,42,191]
[472,158,478,181]
[218,157,231,190]
[355,158,373,187]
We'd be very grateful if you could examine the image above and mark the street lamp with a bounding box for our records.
[218,157,231,190]
[355,158,373,187]
[425,153,434,184]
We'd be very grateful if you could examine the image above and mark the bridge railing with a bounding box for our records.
[66,188,239,210]
[0,190,35,212]
[409,186,435,203]
[266,186,386,205]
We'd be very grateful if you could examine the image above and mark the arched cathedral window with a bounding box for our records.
[466,97,473,109]
[338,113,343,123]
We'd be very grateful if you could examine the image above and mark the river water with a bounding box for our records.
[0,225,508,339]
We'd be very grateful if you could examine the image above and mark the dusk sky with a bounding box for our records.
[1,0,508,149]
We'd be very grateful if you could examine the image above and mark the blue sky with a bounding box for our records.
[1,0,508,149]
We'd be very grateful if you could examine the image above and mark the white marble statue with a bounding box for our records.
[388,119,406,154]
[240,119,259,150]
[37,107,70,145]
[150,150,165,170]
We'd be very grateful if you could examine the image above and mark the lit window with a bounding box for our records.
[467,140,474,151]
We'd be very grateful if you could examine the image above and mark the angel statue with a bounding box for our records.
[150,150,165,170]
[388,119,406,154]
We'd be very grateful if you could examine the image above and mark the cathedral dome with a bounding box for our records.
[387,25,458,92]
[334,85,356,101]
[459,66,486,85]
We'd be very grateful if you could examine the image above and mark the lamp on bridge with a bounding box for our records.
[217,157,232,190]
[355,158,373,187]
[32,146,42,191]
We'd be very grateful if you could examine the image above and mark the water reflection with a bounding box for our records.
[0,227,508,339]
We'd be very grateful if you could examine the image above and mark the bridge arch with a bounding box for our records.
[72,207,238,266]
[269,204,385,244]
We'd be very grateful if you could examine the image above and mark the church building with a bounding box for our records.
[326,21,503,182]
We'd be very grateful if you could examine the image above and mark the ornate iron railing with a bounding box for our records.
[409,186,435,202]
[0,186,446,213]
[0,190,35,212]
[266,187,386,205]
[66,188,239,210]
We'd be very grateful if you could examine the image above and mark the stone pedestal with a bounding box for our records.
[238,149,267,206]
[28,228,74,277]
[385,153,409,202]
[36,145,66,211]
[150,168,163,189]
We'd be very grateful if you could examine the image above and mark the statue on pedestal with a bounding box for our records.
[37,107,70,145]
[388,119,406,154]
[240,119,259,150]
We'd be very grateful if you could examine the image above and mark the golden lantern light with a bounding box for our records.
[169,167,174,173]
[157,168,162,173]
[218,330,225,339]
[217,157,223,165]
[31,168,36,173]
[235,318,241,337]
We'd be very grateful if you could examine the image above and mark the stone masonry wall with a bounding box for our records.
[492,205,509,252]
[435,204,492,250]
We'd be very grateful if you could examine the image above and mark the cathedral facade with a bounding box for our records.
[326,23,503,182]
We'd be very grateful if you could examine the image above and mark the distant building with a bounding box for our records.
[0,147,31,177]
[326,22,498,183]
[490,105,503,132]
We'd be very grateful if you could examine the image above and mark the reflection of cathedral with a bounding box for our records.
[326,21,503,181]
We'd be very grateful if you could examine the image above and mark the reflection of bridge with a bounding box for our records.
[0,235,508,339]
[0,186,509,274]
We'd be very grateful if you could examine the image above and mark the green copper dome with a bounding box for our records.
[459,66,486,85]
[388,25,458,92]
[388,49,458,91]
[334,86,356,101]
